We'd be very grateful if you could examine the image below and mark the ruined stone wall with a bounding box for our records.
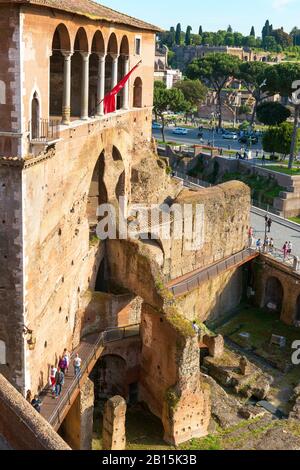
[0,161,24,391]
[79,291,142,337]
[21,109,153,395]
[140,304,211,445]
[0,373,70,450]
[163,182,250,281]
[176,267,244,323]
[0,5,21,156]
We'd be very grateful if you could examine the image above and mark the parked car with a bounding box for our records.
[172,127,188,135]
[152,121,162,130]
[222,132,238,140]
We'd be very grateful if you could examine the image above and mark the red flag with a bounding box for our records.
[103,61,141,114]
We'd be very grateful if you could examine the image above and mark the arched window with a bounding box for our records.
[133,77,142,108]
[0,340,6,365]
[31,92,40,140]
[50,24,71,118]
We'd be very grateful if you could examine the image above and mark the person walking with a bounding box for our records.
[58,355,68,376]
[49,365,57,395]
[269,238,274,253]
[248,227,254,247]
[288,241,293,256]
[283,242,288,260]
[31,395,42,413]
[256,239,262,252]
[63,348,70,373]
[74,354,82,378]
[262,154,266,166]
[55,367,65,399]
[264,236,270,252]
[267,217,272,233]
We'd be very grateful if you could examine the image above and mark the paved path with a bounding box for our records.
[250,211,300,258]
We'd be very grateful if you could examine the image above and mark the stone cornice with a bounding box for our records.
[0,148,57,169]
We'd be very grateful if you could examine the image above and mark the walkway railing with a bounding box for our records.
[173,171,212,189]
[47,324,140,428]
[253,243,300,272]
[168,248,258,297]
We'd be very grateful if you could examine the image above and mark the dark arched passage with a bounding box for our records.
[264,277,284,314]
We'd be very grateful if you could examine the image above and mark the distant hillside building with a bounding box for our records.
[154,45,182,88]
[173,45,282,71]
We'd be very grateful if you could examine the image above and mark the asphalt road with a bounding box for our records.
[153,126,263,152]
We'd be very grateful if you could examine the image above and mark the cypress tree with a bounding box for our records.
[175,23,181,45]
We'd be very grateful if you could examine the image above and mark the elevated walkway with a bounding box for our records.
[167,248,258,297]
[40,324,140,431]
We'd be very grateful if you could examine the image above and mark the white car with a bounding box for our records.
[222,132,238,140]
[172,128,188,135]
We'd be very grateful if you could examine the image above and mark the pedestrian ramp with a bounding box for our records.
[40,324,140,430]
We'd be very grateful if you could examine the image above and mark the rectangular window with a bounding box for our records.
[135,37,141,56]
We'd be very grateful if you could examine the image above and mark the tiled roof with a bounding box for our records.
[20,0,161,31]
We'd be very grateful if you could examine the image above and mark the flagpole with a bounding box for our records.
[90,59,142,117]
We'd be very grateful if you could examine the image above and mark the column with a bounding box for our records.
[81,52,90,120]
[96,54,105,116]
[123,56,129,110]
[111,54,119,88]
[62,52,72,125]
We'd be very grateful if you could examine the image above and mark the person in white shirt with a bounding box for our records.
[49,365,57,395]
[73,354,82,377]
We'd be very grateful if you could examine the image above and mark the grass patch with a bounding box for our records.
[266,165,300,176]
[221,172,284,205]
[289,217,300,225]
[215,305,300,370]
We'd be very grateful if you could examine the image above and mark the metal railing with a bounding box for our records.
[251,199,279,216]
[253,243,300,272]
[28,118,60,143]
[169,248,257,297]
[47,324,140,427]
[173,171,212,189]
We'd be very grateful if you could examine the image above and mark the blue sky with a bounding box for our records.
[99,0,299,35]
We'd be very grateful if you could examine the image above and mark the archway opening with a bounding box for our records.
[71,28,89,118]
[117,36,129,110]
[91,355,127,400]
[50,24,71,118]
[264,277,284,314]
[89,31,105,116]
[105,34,118,111]
[31,92,40,139]
[133,77,142,108]
[87,151,107,235]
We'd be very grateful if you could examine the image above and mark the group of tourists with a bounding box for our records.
[248,216,293,261]
[25,349,82,413]
[48,350,82,399]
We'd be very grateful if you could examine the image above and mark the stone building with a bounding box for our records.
[0,0,254,450]
[172,45,282,71]
[154,45,182,89]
